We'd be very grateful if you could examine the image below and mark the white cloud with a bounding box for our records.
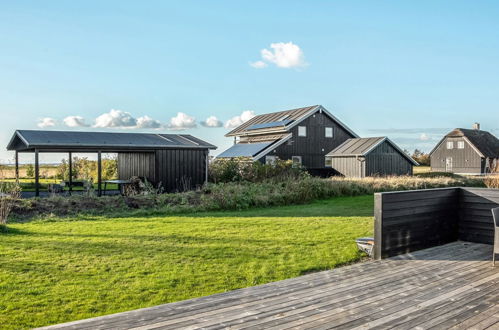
[93,109,138,128]
[37,117,56,128]
[419,133,430,141]
[167,112,197,130]
[250,60,268,69]
[251,42,307,69]
[63,116,89,127]
[136,116,162,129]
[224,110,256,129]
[201,116,223,128]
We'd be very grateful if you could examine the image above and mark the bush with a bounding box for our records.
[209,158,307,183]
[0,180,21,226]
[8,174,486,221]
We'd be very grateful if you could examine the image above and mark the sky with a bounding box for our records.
[1,1,499,164]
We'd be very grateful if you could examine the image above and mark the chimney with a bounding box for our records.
[472,122,480,130]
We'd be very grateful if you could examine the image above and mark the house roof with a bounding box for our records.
[225,105,359,138]
[216,141,276,158]
[7,130,217,152]
[216,134,293,160]
[327,137,419,165]
[431,128,499,158]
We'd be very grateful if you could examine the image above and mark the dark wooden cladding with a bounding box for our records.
[374,187,499,259]
[155,149,208,192]
[458,188,499,244]
[270,111,355,169]
[118,149,208,193]
[118,153,156,183]
[374,188,459,259]
[365,141,413,176]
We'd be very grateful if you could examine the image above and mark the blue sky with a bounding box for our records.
[1,1,499,163]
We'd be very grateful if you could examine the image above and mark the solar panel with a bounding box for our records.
[246,120,293,130]
[217,142,274,158]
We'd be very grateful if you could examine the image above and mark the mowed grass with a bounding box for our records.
[0,195,373,329]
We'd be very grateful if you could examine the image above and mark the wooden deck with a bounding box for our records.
[40,241,499,330]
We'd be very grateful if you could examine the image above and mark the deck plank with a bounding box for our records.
[38,241,498,330]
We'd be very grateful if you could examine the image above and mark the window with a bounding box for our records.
[292,156,302,166]
[457,141,465,149]
[298,126,307,137]
[446,141,454,149]
[265,155,277,165]
[325,157,332,168]
[325,127,333,138]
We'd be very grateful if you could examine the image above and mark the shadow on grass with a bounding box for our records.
[0,226,31,235]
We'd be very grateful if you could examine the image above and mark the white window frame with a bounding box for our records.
[325,156,332,168]
[298,126,307,137]
[446,141,454,149]
[265,155,277,165]
[325,127,333,138]
[291,156,302,166]
[457,141,465,149]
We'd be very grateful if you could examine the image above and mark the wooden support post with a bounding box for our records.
[34,149,39,197]
[205,151,209,184]
[15,151,19,181]
[68,152,73,195]
[97,151,102,197]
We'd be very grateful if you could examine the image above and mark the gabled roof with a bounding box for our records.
[7,130,217,152]
[327,137,419,165]
[430,128,499,158]
[225,105,359,138]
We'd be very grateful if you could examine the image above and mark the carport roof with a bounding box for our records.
[7,130,217,152]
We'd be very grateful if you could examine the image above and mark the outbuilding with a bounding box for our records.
[325,137,417,178]
[7,130,216,196]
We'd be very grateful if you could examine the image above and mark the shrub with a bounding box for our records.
[8,174,486,221]
[209,158,307,183]
[0,180,21,227]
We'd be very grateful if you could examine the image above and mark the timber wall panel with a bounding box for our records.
[375,187,499,259]
[458,188,499,244]
[374,188,460,259]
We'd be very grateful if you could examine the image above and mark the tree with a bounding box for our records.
[412,149,430,166]
[26,164,34,178]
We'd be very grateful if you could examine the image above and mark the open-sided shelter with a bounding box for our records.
[7,130,216,196]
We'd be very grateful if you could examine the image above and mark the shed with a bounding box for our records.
[325,137,417,178]
[7,130,216,196]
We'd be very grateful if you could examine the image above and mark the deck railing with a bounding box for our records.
[374,187,499,259]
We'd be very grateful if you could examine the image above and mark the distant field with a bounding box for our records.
[0,165,58,179]
[413,166,430,174]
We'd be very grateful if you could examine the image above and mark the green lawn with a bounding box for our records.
[0,195,374,329]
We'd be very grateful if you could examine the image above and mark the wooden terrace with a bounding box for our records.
[40,241,498,330]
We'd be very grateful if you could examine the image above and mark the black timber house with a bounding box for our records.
[218,105,359,175]
[7,130,216,195]
[430,124,499,174]
[326,137,418,178]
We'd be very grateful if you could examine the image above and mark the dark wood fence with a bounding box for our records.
[374,187,499,259]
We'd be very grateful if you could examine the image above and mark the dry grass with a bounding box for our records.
[328,175,484,193]
[484,163,499,188]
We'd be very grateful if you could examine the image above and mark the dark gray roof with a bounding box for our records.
[7,130,216,152]
[445,128,499,158]
[327,137,386,156]
[327,137,418,165]
[226,105,318,136]
[217,141,275,158]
